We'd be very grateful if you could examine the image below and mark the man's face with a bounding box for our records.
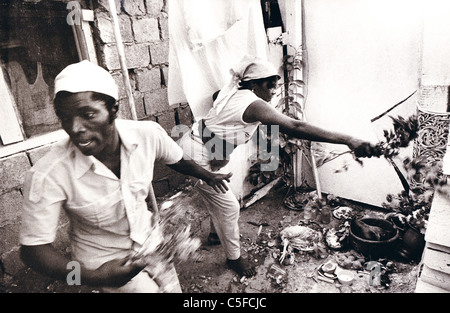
[55,92,116,157]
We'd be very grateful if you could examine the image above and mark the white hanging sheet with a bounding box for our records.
[168,0,269,120]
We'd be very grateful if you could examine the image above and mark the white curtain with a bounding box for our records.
[168,0,269,120]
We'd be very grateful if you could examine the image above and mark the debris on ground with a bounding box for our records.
[244,177,282,208]
[279,225,327,264]
[2,184,419,293]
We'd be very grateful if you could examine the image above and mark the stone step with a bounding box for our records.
[425,190,450,248]
[415,278,449,293]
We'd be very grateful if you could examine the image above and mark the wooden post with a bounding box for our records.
[106,0,159,222]
[107,0,138,121]
[281,0,322,197]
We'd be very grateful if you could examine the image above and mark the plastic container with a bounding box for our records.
[336,269,355,285]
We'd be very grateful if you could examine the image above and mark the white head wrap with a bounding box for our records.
[213,55,280,114]
[54,60,118,100]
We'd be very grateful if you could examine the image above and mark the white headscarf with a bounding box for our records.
[213,55,280,114]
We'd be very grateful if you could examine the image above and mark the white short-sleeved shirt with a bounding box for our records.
[199,89,261,145]
[20,119,184,270]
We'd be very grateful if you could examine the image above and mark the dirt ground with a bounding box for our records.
[1,181,419,293]
[174,182,419,294]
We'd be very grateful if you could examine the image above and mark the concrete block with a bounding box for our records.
[117,98,133,120]
[0,153,30,193]
[0,223,20,257]
[176,105,193,126]
[132,90,146,119]
[135,67,161,92]
[0,190,23,227]
[27,145,53,166]
[149,40,169,65]
[97,0,121,13]
[159,16,169,40]
[122,0,146,16]
[96,12,133,44]
[140,115,157,123]
[143,88,169,116]
[111,72,127,100]
[161,65,168,86]
[103,44,150,70]
[145,0,163,16]
[156,110,176,134]
[132,17,160,43]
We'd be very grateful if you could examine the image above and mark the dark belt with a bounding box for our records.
[197,119,237,170]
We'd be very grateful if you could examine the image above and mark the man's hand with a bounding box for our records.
[85,256,145,288]
[168,158,233,193]
[20,244,146,289]
[204,172,233,193]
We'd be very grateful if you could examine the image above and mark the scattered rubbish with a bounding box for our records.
[315,259,358,287]
[316,260,338,283]
[247,221,270,227]
[267,263,287,286]
[336,268,355,285]
[325,221,350,250]
[317,274,335,284]
[279,225,327,264]
[284,190,318,211]
[257,225,263,237]
[160,200,174,211]
[335,250,365,271]
[318,205,332,224]
[169,191,183,200]
[321,260,338,273]
[244,177,281,208]
[332,206,353,220]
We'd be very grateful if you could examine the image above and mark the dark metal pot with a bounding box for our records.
[349,217,399,259]
[397,224,426,261]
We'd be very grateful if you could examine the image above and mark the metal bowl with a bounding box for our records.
[349,217,399,259]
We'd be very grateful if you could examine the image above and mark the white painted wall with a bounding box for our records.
[421,0,450,86]
[421,0,450,174]
[302,0,423,206]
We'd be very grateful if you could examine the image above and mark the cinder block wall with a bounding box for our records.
[0,0,193,285]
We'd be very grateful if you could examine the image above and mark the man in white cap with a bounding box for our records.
[19,60,232,292]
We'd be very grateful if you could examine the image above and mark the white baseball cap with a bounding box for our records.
[54,60,118,100]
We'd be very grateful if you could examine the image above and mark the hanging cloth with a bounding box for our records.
[168,0,270,120]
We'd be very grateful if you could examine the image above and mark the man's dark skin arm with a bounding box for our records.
[168,157,233,193]
[20,244,145,288]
